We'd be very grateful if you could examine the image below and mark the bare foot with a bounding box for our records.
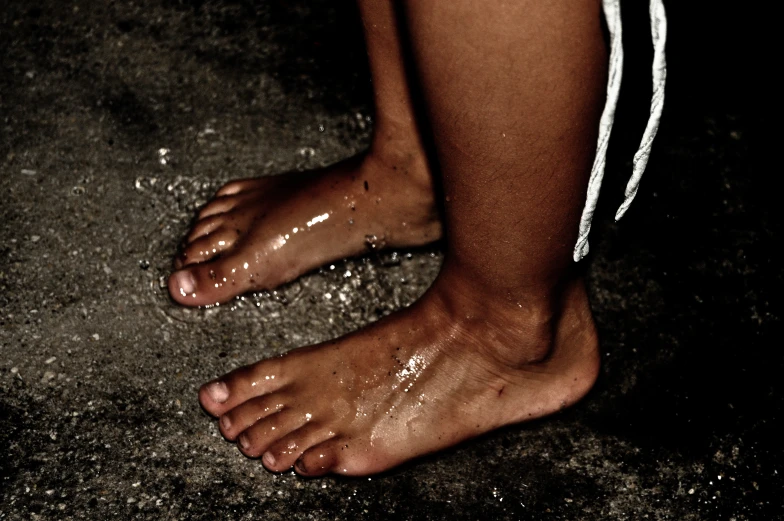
[198,272,599,476]
[168,149,441,307]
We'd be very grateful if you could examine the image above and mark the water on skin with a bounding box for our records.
[135,170,444,385]
[134,155,449,475]
[181,209,339,301]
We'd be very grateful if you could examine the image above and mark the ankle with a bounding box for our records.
[426,284,553,368]
[366,120,431,182]
[427,270,592,370]
[355,135,440,247]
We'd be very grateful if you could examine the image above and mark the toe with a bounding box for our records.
[217,393,287,440]
[168,269,198,302]
[178,228,237,267]
[167,250,260,306]
[198,360,285,417]
[186,214,228,243]
[197,195,239,219]
[198,191,262,220]
[262,423,335,473]
[294,439,341,477]
[235,409,307,458]
[215,178,269,197]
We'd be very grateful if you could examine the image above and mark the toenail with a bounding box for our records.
[262,452,276,467]
[295,459,307,473]
[206,381,229,403]
[220,415,231,431]
[173,270,196,295]
[238,433,250,451]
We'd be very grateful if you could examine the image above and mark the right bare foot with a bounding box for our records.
[168,149,441,307]
[198,272,600,476]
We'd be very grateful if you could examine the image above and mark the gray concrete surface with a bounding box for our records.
[1,1,776,520]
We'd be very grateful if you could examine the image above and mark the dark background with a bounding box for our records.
[1,1,776,520]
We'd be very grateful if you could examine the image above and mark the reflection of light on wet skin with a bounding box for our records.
[397,355,426,382]
[306,213,330,227]
[271,235,287,250]
[178,287,198,299]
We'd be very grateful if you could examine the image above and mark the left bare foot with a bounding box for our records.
[168,149,439,307]
[198,271,599,476]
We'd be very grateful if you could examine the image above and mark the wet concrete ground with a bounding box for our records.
[0,1,774,520]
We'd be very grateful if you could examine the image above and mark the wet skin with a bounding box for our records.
[168,151,440,307]
[200,272,599,476]
[178,0,607,476]
[167,0,435,308]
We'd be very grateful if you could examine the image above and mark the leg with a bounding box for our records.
[168,0,441,307]
[199,0,605,476]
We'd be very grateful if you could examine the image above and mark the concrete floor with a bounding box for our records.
[0,1,775,520]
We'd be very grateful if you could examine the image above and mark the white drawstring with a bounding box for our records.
[573,0,668,262]
[615,0,668,221]
[573,0,624,262]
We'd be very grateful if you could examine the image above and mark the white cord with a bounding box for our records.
[573,0,668,261]
[573,0,624,262]
[615,0,668,221]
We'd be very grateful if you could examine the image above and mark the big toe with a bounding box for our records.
[198,359,285,417]
[168,252,260,307]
